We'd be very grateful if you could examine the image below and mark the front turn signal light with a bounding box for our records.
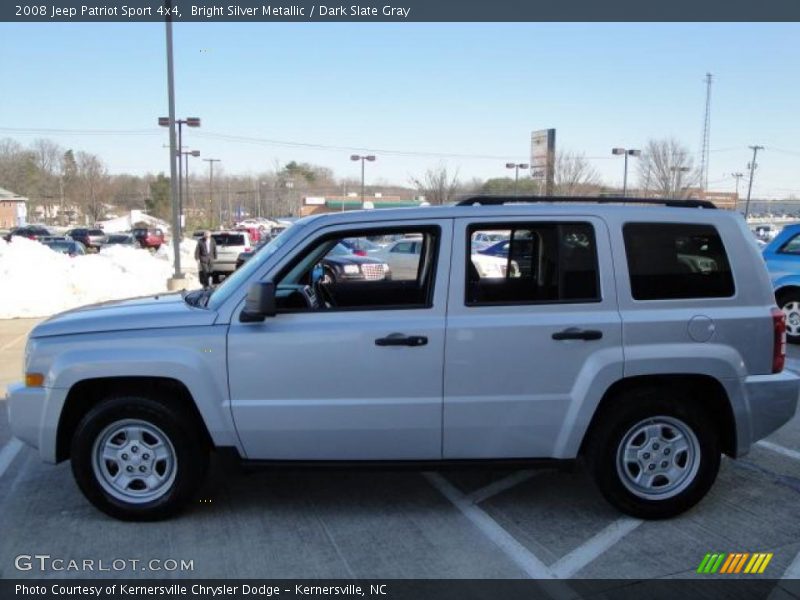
[25,373,44,387]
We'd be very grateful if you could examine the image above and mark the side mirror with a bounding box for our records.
[240,281,276,322]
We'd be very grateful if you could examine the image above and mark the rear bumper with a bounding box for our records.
[741,370,800,451]
[6,382,65,463]
[212,261,237,273]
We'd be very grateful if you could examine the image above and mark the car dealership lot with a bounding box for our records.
[1,318,800,585]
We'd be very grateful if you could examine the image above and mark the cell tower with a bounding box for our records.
[699,73,713,192]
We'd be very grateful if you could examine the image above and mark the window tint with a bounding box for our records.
[623,223,734,300]
[779,234,800,255]
[213,233,246,246]
[275,227,440,311]
[466,222,600,305]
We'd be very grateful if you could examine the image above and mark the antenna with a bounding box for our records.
[700,73,713,192]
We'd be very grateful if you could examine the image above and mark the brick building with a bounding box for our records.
[0,187,28,228]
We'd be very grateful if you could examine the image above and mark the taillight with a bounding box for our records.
[244,247,251,252]
[355,249,367,256]
[772,307,786,373]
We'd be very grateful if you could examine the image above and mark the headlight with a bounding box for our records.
[343,265,360,275]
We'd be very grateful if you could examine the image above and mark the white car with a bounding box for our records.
[211,231,252,282]
[370,238,423,279]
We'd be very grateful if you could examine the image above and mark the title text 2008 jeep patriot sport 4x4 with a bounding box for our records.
[7,197,799,520]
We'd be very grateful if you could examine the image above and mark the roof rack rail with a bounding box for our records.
[455,195,717,209]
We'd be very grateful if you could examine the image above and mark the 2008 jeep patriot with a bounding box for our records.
[7,196,799,520]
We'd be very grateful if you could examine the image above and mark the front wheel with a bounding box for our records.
[584,388,720,519]
[71,396,208,521]
[778,290,800,344]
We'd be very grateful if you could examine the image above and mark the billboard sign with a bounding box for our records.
[530,129,556,195]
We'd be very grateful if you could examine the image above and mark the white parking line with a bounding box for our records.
[549,517,643,578]
[0,438,24,479]
[0,332,27,352]
[780,549,800,579]
[757,440,800,462]
[467,470,539,505]
[424,472,557,580]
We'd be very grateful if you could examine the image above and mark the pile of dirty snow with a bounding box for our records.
[0,237,200,319]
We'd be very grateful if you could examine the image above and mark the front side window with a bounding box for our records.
[274,226,440,311]
[466,222,600,305]
[623,222,735,300]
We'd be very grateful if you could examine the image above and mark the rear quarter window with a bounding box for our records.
[623,222,735,300]
[213,233,246,246]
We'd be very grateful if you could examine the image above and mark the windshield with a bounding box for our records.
[206,223,304,310]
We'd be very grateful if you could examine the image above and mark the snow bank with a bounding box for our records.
[0,237,200,319]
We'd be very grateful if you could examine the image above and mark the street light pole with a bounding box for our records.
[163,10,181,282]
[612,148,641,197]
[670,166,691,198]
[505,163,530,196]
[744,145,764,220]
[203,158,220,229]
[350,155,376,208]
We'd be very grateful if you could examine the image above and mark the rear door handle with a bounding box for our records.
[551,328,603,341]
[375,333,428,347]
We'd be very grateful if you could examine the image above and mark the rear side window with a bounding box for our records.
[779,234,800,255]
[466,222,600,305]
[623,223,734,300]
[213,233,246,246]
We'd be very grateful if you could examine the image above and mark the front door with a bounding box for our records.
[227,221,451,460]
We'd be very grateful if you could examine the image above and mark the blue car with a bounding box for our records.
[763,223,800,342]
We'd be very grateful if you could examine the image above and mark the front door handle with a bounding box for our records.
[551,328,603,341]
[375,333,428,347]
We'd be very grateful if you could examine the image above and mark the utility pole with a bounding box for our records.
[744,145,764,220]
[163,6,182,286]
[203,158,220,229]
[700,73,713,192]
[731,172,744,199]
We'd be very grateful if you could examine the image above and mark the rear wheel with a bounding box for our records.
[585,387,720,519]
[777,289,800,343]
[71,395,208,521]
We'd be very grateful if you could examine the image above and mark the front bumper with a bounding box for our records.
[744,369,800,448]
[6,382,65,463]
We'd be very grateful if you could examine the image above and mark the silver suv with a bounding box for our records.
[210,230,251,283]
[7,197,798,520]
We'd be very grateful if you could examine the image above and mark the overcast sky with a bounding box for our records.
[1,22,798,197]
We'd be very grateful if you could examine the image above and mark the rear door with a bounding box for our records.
[443,216,623,459]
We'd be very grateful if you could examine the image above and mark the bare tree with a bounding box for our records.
[75,151,109,224]
[410,163,460,205]
[637,138,700,199]
[554,151,601,196]
[31,139,63,223]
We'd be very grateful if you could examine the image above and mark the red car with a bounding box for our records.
[235,225,261,244]
[132,227,165,250]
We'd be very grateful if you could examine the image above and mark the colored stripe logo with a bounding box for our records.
[697,552,773,574]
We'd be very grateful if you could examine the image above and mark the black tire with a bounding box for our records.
[71,395,209,521]
[777,289,800,344]
[584,387,720,519]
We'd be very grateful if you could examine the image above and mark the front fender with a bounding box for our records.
[46,328,241,451]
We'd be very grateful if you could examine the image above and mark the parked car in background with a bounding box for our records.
[41,239,86,257]
[211,231,252,283]
[754,224,781,242]
[103,234,139,249]
[66,228,107,251]
[235,236,273,270]
[340,237,382,256]
[132,227,165,251]
[370,238,423,279]
[5,225,52,242]
[316,242,390,283]
[763,223,800,343]
[235,225,262,245]
[471,239,521,278]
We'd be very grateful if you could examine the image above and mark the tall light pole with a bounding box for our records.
[612,148,641,197]
[744,145,764,220]
[350,155,376,208]
[505,162,530,196]
[160,7,181,284]
[203,158,220,229]
[159,116,200,260]
[179,149,200,227]
[670,166,691,198]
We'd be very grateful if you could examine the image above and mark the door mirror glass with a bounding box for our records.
[240,281,276,322]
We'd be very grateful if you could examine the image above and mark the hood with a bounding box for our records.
[31,293,217,338]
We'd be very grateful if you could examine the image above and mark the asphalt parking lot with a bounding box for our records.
[1,318,800,587]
